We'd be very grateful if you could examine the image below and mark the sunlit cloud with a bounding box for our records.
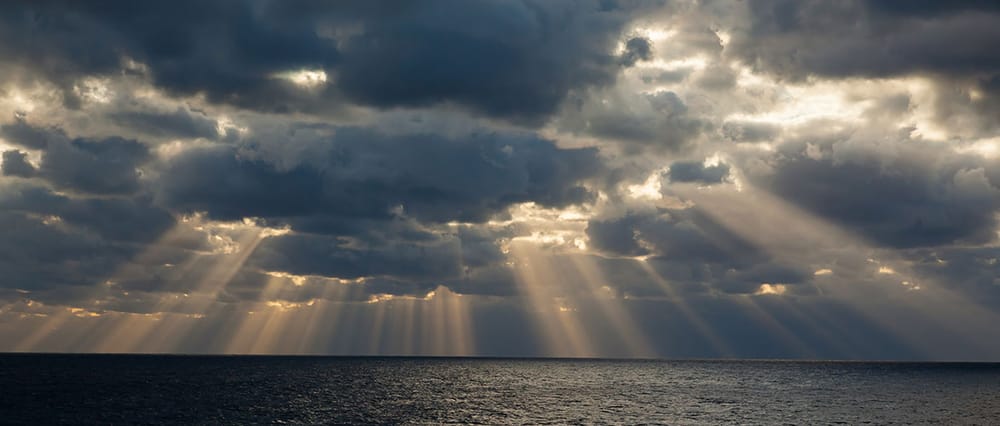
[755,283,787,296]
[274,69,329,89]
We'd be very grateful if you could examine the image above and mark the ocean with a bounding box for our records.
[1,354,998,424]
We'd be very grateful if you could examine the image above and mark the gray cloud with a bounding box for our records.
[1,150,35,177]
[668,161,730,184]
[329,1,654,123]
[556,89,708,151]
[619,37,654,67]
[0,210,123,291]
[745,135,1000,248]
[0,118,63,150]
[0,0,338,109]
[721,121,782,143]
[730,0,1000,80]
[0,181,174,244]
[585,208,808,295]
[0,0,659,122]
[249,232,463,283]
[159,126,602,224]
[109,107,219,140]
[0,180,176,297]
[724,0,1000,133]
[1,0,1000,359]
[2,119,152,195]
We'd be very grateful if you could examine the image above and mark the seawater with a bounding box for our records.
[1,354,998,424]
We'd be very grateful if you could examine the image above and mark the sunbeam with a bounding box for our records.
[564,255,655,357]
[13,218,205,352]
[678,184,1000,359]
[634,259,732,356]
[87,224,270,353]
[508,240,595,358]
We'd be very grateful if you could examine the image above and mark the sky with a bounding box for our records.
[1,0,1000,360]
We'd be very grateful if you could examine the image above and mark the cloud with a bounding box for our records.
[908,246,1000,306]
[0,118,63,150]
[157,145,327,221]
[2,118,152,195]
[745,133,1000,248]
[0,210,123,292]
[0,180,176,297]
[668,161,730,184]
[249,232,464,282]
[2,0,1000,359]
[0,181,173,244]
[330,0,653,123]
[1,150,35,177]
[0,117,598,303]
[721,121,782,143]
[619,37,654,67]
[159,126,602,224]
[0,0,338,109]
[0,0,657,122]
[725,0,1000,133]
[109,107,220,139]
[41,136,150,195]
[555,89,708,150]
[730,0,1000,80]
[585,207,807,295]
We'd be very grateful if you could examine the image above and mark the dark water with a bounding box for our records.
[1,355,999,424]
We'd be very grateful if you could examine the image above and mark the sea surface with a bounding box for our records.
[1,354,998,424]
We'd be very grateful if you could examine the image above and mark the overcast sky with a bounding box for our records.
[2,0,1000,360]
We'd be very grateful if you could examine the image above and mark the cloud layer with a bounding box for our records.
[1,0,999,359]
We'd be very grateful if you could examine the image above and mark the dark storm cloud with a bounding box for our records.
[585,208,807,294]
[0,181,174,244]
[587,208,809,296]
[627,208,760,262]
[327,1,653,123]
[453,225,512,269]
[721,0,1000,135]
[908,246,1000,307]
[0,0,657,122]
[747,137,1000,248]
[0,180,177,297]
[245,222,518,296]
[0,117,597,301]
[731,0,1000,80]
[0,120,178,298]
[557,90,709,150]
[619,37,654,67]
[1,150,35,177]
[587,213,651,257]
[144,122,604,294]
[865,0,1000,18]
[158,146,327,221]
[109,107,220,140]
[445,264,519,297]
[41,136,150,195]
[279,216,442,246]
[0,210,123,291]
[0,125,173,299]
[0,118,63,150]
[0,0,336,109]
[250,232,463,282]
[668,161,729,184]
[159,127,602,224]
[2,119,152,195]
